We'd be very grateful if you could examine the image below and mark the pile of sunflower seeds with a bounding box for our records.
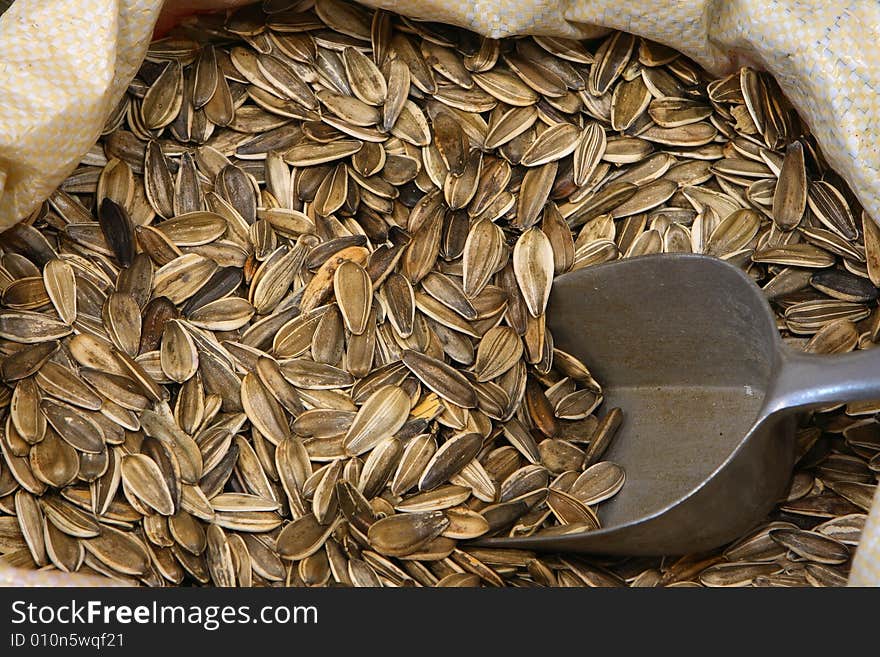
[0,0,876,587]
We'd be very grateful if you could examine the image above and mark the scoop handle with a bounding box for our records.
[762,344,880,418]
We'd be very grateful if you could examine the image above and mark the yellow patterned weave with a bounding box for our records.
[0,0,162,225]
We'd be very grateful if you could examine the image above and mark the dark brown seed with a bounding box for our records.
[140,297,180,354]
[97,198,135,267]
[418,433,483,491]
[584,408,623,467]
[402,349,477,408]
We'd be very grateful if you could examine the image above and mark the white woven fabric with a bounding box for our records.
[0,0,162,225]
[848,485,880,586]
[0,0,877,586]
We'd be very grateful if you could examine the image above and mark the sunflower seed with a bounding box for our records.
[3,7,871,589]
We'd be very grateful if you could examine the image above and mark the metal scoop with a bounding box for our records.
[482,253,880,556]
